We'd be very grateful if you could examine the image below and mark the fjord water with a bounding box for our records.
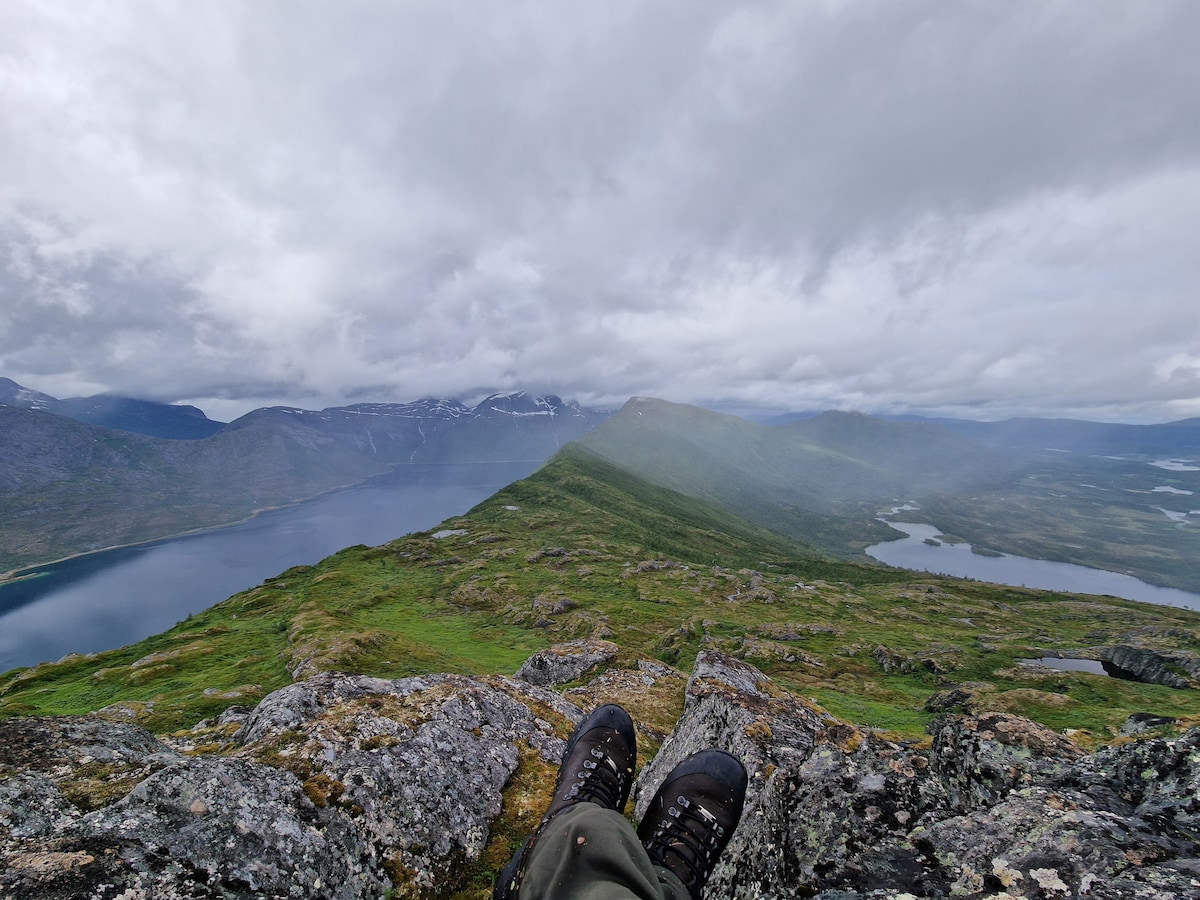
[867,522,1200,611]
[0,461,538,672]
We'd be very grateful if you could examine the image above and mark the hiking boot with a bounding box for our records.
[637,749,747,900]
[493,704,636,899]
[543,702,637,820]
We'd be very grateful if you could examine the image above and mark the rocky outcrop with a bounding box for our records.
[2,647,1199,899]
[514,638,619,687]
[637,651,1200,900]
[1,672,582,898]
[1099,644,1200,689]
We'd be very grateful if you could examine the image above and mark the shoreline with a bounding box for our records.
[0,458,547,585]
[0,475,387,585]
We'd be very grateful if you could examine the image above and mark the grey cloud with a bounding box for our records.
[1,1,1198,421]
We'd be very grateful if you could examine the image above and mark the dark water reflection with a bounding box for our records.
[0,461,538,672]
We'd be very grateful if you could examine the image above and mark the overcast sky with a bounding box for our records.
[2,1,1198,423]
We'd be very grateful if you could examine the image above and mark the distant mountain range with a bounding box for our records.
[5,377,1199,591]
[766,404,1200,456]
[0,378,610,574]
[908,414,1200,456]
[0,377,224,440]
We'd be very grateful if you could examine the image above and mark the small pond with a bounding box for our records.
[1018,657,1109,676]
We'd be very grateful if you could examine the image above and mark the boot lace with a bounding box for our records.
[642,792,726,895]
[558,744,628,811]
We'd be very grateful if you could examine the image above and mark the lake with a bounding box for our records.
[0,461,539,672]
[867,521,1200,612]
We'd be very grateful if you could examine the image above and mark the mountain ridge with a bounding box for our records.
[0,377,224,440]
[0,384,611,576]
[2,439,1198,897]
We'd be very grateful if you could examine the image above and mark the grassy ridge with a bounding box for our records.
[577,399,1200,593]
[3,445,1198,744]
[573,399,1013,557]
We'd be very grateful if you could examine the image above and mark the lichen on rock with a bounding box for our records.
[515,637,619,686]
[2,644,1199,899]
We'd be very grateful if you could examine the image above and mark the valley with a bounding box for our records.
[3,444,1197,744]
[577,399,1200,593]
[0,383,609,577]
[3,394,1199,899]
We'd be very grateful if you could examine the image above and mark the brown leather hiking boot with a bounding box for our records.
[636,749,747,900]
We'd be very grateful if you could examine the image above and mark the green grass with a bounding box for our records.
[3,445,1199,745]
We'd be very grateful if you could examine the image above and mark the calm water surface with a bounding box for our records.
[1019,657,1110,676]
[867,521,1200,612]
[0,461,538,672]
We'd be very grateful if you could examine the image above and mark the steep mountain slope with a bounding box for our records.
[0,392,610,574]
[0,404,390,573]
[53,395,225,439]
[573,398,1016,556]
[0,377,56,410]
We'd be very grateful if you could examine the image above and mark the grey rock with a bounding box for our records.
[634,650,843,899]
[0,773,80,838]
[929,711,1083,811]
[1083,858,1200,899]
[0,715,183,844]
[909,789,1171,897]
[236,670,582,893]
[1121,712,1180,736]
[3,648,1199,898]
[216,704,255,727]
[873,644,957,675]
[0,714,180,774]
[236,672,400,744]
[635,650,1200,900]
[515,638,620,686]
[1052,727,1200,840]
[1099,644,1200,689]
[85,756,386,899]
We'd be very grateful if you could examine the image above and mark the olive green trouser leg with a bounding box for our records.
[519,803,690,900]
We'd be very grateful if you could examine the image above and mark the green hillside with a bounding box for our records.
[573,398,1014,556]
[4,443,1197,745]
[577,399,1200,593]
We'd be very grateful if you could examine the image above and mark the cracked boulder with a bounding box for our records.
[515,638,620,687]
[235,670,583,894]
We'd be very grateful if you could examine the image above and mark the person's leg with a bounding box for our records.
[494,704,640,899]
[493,704,746,900]
[517,803,690,900]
